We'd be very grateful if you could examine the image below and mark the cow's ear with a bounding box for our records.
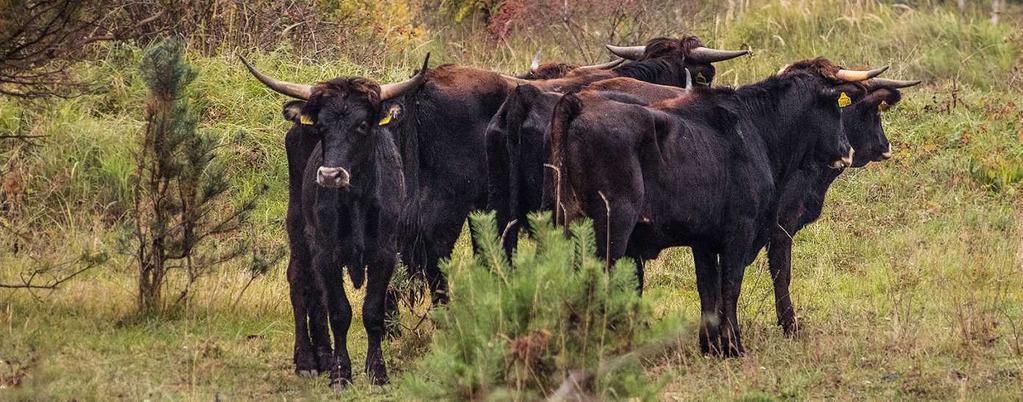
[823,83,866,109]
[282,100,313,124]
[866,88,902,112]
[377,104,402,127]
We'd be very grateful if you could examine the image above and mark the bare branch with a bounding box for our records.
[0,259,102,290]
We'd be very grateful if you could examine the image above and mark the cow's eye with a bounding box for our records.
[357,121,369,133]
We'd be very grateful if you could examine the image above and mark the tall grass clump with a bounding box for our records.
[403,212,670,400]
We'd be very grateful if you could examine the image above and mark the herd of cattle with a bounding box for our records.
[239,35,920,391]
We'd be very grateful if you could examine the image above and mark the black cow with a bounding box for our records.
[767,77,920,334]
[243,56,428,389]
[550,58,887,356]
[487,37,750,258]
[281,100,334,377]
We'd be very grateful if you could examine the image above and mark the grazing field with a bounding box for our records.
[2,0,1022,400]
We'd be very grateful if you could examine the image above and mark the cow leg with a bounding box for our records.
[313,258,352,390]
[634,257,646,295]
[768,232,799,336]
[719,221,757,357]
[424,219,462,306]
[589,197,639,268]
[306,283,334,373]
[692,247,724,355]
[364,256,396,385]
[287,258,317,377]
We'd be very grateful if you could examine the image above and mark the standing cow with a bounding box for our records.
[766,77,921,335]
[550,58,887,355]
[243,56,428,389]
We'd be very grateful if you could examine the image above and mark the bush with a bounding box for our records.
[403,212,666,400]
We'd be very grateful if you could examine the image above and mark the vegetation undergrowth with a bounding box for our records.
[403,212,678,400]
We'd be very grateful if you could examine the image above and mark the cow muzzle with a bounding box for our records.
[317,166,351,188]
[830,148,854,169]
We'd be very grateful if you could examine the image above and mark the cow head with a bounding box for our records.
[842,78,921,166]
[606,36,750,87]
[777,58,890,169]
[243,54,429,188]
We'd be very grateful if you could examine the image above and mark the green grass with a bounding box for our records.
[2,0,1023,400]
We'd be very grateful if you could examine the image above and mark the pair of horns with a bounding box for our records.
[529,48,626,71]
[605,44,750,63]
[240,53,431,101]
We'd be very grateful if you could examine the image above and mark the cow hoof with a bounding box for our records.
[296,369,319,378]
[370,373,390,386]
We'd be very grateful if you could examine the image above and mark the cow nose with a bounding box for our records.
[881,144,893,160]
[316,166,350,188]
[830,147,854,169]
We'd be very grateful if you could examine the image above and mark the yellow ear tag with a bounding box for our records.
[878,100,890,112]
[378,113,392,126]
[837,92,852,108]
[299,114,314,125]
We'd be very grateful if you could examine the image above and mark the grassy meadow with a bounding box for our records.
[2,0,1022,400]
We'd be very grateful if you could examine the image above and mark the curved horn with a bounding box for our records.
[576,58,626,71]
[684,68,692,92]
[605,44,646,60]
[380,53,430,101]
[239,56,312,100]
[530,48,542,71]
[865,78,922,90]
[687,46,751,63]
[835,65,889,82]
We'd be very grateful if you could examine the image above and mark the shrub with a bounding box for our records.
[403,212,664,400]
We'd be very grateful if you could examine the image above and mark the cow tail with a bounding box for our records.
[548,92,583,228]
[504,86,535,230]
